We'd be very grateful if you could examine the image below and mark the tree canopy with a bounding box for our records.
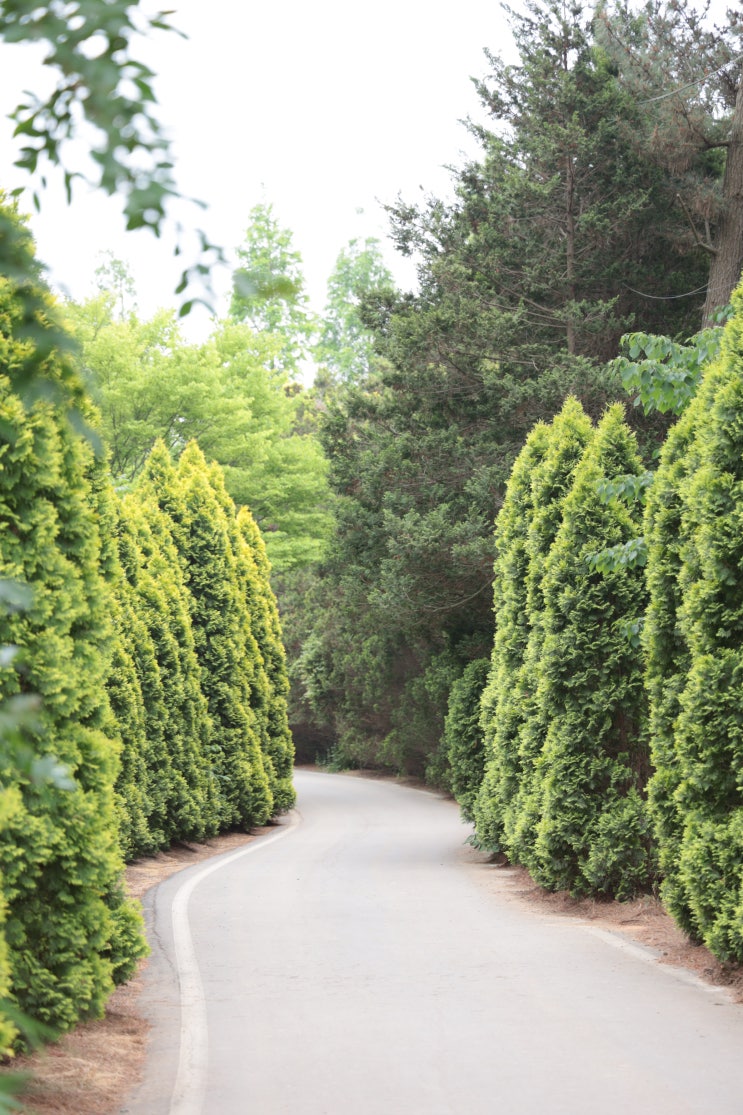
[68,290,332,571]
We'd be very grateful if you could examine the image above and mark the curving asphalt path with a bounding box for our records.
[122,769,743,1115]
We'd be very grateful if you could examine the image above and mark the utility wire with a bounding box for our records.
[622,283,709,300]
[640,51,743,105]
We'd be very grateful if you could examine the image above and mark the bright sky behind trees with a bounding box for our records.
[0,0,513,332]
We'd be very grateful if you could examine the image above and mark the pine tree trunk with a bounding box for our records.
[703,81,743,326]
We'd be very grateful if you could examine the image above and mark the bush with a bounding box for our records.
[445,658,490,821]
[533,405,653,898]
[236,503,296,812]
[642,411,698,932]
[167,442,273,827]
[645,287,743,959]
[473,422,551,851]
[0,251,146,1032]
[119,493,221,844]
[474,398,593,860]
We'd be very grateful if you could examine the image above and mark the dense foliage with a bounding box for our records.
[234,501,296,813]
[296,0,706,779]
[5,0,743,1061]
[69,293,332,573]
[533,407,653,898]
[0,199,297,1048]
[469,402,654,900]
[645,287,743,960]
[473,399,593,859]
[119,490,221,849]
[444,657,490,823]
[0,226,147,1040]
[597,0,743,327]
[229,202,316,378]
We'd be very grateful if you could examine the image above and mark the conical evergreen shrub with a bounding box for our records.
[142,441,272,827]
[646,287,743,960]
[120,491,221,842]
[642,412,698,935]
[87,462,154,860]
[0,242,146,1031]
[507,399,594,871]
[445,657,490,822]
[533,405,653,899]
[473,422,551,850]
[0,793,21,1054]
[236,503,295,813]
[200,462,277,802]
[473,398,593,860]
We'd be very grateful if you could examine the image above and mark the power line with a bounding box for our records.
[640,51,743,105]
[622,283,709,300]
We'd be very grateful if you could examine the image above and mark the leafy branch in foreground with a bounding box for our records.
[0,0,226,315]
[589,317,729,582]
[611,321,727,417]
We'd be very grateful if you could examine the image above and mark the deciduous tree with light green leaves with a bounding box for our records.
[314,236,395,388]
[69,295,332,572]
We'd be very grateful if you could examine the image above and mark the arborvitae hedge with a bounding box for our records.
[534,405,653,899]
[646,289,743,961]
[235,503,296,813]
[643,413,697,935]
[0,199,299,1048]
[113,499,175,850]
[473,422,551,849]
[209,464,295,810]
[473,398,593,861]
[0,259,146,1032]
[140,441,273,828]
[120,491,220,843]
[0,796,19,1054]
[86,462,154,861]
[507,399,595,872]
[445,657,490,822]
[202,462,276,800]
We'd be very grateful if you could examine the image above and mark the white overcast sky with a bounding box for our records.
[0,0,514,335]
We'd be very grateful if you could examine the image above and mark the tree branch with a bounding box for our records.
[676,192,718,255]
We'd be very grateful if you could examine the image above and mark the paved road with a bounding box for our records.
[123,769,743,1115]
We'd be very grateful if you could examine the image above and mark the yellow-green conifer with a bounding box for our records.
[0,216,146,1032]
[534,406,653,898]
[175,443,273,826]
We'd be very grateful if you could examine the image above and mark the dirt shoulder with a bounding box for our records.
[12,827,268,1115]
[9,769,743,1113]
